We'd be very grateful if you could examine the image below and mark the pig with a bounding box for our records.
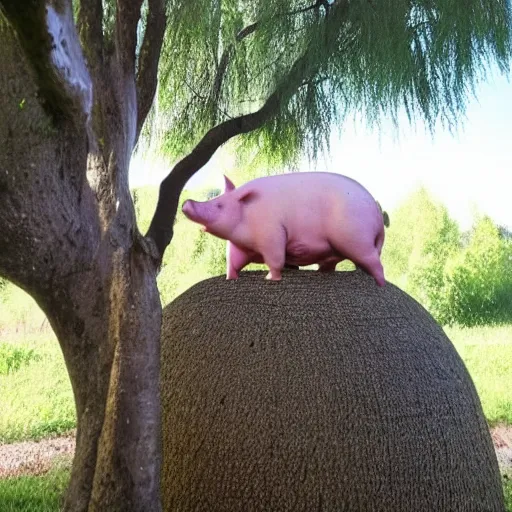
[181,172,386,286]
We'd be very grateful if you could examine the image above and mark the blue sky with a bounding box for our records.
[130,68,512,230]
[320,70,512,231]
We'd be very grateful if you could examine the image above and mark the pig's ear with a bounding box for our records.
[238,188,258,205]
[224,175,236,192]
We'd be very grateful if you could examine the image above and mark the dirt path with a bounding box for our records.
[0,434,75,479]
[491,425,512,475]
[1,426,511,480]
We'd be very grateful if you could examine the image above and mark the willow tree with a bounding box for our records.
[0,0,510,510]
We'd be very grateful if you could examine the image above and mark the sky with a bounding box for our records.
[129,68,512,231]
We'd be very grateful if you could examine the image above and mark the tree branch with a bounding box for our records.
[116,0,144,74]
[146,52,313,260]
[135,0,166,142]
[0,0,92,124]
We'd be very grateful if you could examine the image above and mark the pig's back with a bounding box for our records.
[243,172,377,212]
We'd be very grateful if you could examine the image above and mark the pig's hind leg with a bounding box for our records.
[329,236,385,287]
[358,227,386,286]
[353,252,385,287]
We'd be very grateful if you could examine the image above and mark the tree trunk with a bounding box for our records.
[0,11,162,512]
[41,245,162,512]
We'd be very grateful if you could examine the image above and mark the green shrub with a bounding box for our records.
[382,188,512,327]
[0,344,42,375]
[381,187,460,290]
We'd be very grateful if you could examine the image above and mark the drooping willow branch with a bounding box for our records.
[210,0,332,122]
[146,0,350,261]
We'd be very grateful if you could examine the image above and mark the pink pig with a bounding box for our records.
[182,172,386,286]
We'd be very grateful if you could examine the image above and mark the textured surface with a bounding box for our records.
[160,270,504,511]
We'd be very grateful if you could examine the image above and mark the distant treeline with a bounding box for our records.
[1,186,511,329]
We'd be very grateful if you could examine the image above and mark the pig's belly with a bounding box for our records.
[284,239,335,266]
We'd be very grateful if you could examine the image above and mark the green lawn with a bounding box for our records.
[0,336,75,443]
[0,467,70,512]
[505,475,512,512]
[446,324,512,425]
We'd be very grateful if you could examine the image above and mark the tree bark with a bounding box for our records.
[0,7,162,511]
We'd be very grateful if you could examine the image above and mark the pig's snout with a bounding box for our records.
[182,198,225,234]
[182,199,208,228]
[182,199,194,219]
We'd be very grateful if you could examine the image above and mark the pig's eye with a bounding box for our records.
[217,203,223,209]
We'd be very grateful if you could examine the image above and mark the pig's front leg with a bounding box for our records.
[226,241,253,280]
[259,229,287,281]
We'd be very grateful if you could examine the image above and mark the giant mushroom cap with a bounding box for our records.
[161,270,503,511]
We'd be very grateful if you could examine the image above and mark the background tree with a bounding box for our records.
[381,189,512,326]
[441,216,512,326]
[381,187,461,303]
[0,1,510,510]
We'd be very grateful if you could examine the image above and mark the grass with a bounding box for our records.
[505,475,512,512]
[0,344,42,376]
[0,468,510,511]
[0,334,76,443]
[0,466,70,512]
[445,324,512,425]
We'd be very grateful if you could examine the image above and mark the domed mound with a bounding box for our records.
[160,270,503,511]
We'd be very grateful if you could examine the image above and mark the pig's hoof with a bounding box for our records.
[265,272,282,281]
